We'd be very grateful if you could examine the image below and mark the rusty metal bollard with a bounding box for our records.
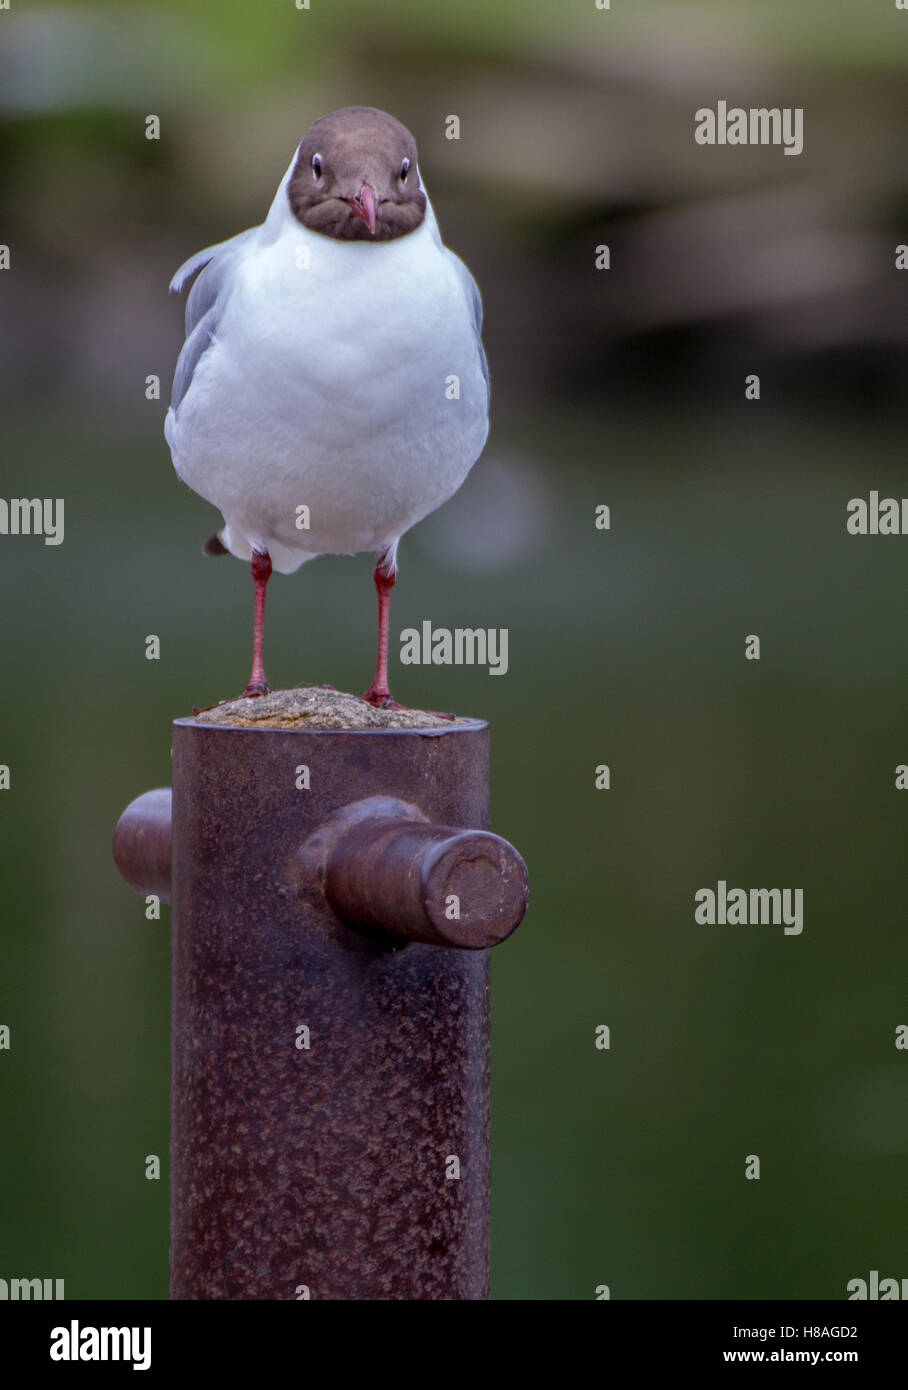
[113,713,528,1301]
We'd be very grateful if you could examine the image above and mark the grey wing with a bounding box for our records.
[171,305,217,412]
[450,252,490,404]
[168,227,258,412]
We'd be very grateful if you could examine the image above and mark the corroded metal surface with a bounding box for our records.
[168,717,501,1300]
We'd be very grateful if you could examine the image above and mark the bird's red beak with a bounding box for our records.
[346,183,377,235]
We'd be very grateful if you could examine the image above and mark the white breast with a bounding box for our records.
[166,188,489,572]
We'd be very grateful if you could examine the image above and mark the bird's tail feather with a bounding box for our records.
[202,530,228,556]
[201,522,316,574]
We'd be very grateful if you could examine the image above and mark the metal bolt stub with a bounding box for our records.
[113,787,172,903]
[315,797,528,949]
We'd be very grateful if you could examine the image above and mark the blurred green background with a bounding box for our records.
[1,0,907,1299]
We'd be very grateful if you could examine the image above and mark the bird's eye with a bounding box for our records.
[400,158,410,182]
[311,154,323,180]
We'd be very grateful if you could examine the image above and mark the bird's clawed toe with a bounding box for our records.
[359,687,455,720]
[191,682,270,715]
[360,685,404,710]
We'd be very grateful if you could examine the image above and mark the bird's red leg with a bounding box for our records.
[361,547,402,709]
[243,548,273,698]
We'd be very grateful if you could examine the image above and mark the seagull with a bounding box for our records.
[165,105,489,707]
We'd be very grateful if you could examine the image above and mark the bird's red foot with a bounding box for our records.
[360,686,456,720]
[361,684,405,710]
[192,681,271,715]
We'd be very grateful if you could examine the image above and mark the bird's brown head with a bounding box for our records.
[288,106,426,242]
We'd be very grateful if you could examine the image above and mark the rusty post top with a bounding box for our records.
[182,684,485,732]
[172,715,488,736]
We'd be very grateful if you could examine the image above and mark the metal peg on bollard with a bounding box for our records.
[113,787,172,903]
[302,794,527,949]
[113,714,528,1301]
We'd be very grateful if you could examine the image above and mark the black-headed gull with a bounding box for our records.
[165,105,489,706]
